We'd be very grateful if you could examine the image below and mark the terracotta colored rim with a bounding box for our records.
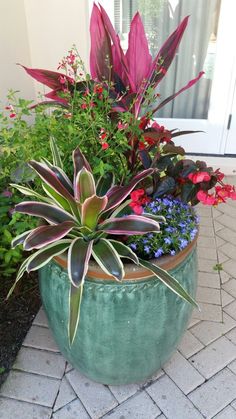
[54,233,198,282]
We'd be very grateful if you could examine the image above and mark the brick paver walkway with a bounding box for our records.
[1,177,236,419]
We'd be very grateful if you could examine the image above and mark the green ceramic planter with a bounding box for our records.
[39,239,198,385]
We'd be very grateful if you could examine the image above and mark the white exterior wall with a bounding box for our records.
[0,0,90,103]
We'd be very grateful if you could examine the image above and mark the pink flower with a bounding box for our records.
[188,171,211,184]
[59,75,66,84]
[117,121,128,130]
[5,105,13,111]
[9,113,16,118]
[197,190,216,205]
[81,103,87,109]
[129,202,143,215]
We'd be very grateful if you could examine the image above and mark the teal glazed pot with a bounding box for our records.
[39,237,198,385]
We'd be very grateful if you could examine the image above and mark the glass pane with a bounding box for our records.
[114,0,221,119]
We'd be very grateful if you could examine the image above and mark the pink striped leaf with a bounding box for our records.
[73,147,92,182]
[75,168,96,202]
[14,201,75,224]
[92,238,124,281]
[23,221,75,250]
[104,168,153,213]
[98,214,160,235]
[81,195,108,229]
[139,258,198,308]
[68,237,93,287]
[28,161,75,203]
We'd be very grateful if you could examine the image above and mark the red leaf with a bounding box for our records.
[19,65,74,89]
[152,71,204,114]
[125,12,152,92]
[149,16,189,86]
[89,4,113,81]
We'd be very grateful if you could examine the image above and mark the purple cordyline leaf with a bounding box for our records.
[98,214,160,235]
[104,168,154,213]
[15,201,75,224]
[23,221,75,251]
[92,238,124,281]
[90,4,113,81]
[73,147,92,187]
[29,100,69,110]
[19,65,74,90]
[28,160,75,203]
[81,195,108,229]
[68,237,93,287]
[99,5,130,81]
[125,12,152,92]
[149,16,189,87]
[75,168,96,202]
[44,90,69,104]
[151,71,204,115]
[171,130,203,138]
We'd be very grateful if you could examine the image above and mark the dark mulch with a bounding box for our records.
[0,272,41,386]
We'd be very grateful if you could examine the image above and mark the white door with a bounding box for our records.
[224,74,236,154]
[96,0,236,155]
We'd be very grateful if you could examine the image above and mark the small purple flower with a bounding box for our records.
[164,237,172,245]
[130,243,137,250]
[179,222,186,228]
[148,233,154,239]
[142,238,148,244]
[179,238,188,249]
[170,250,176,256]
[144,245,151,254]
[154,248,164,258]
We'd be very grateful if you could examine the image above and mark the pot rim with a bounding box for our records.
[54,233,198,282]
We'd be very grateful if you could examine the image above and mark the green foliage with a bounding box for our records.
[0,192,36,277]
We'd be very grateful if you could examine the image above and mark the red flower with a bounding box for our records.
[81,103,87,109]
[138,141,146,150]
[188,171,211,184]
[130,189,150,214]
[94,85,103,94]
[101,142,109,150]
[100,133,107,140]
[139,117,149,130]
[9,113,16,118]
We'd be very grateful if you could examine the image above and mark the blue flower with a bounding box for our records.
[144,245,151,254]
[170,250,176,256]
[148,233,154,239]
[130,243,137,250]
[164,237,172,245]
[179,238,188,249]
[154,248,164,258]
[179,222,186,228]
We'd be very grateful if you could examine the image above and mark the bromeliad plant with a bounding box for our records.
[9,144,197,344]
